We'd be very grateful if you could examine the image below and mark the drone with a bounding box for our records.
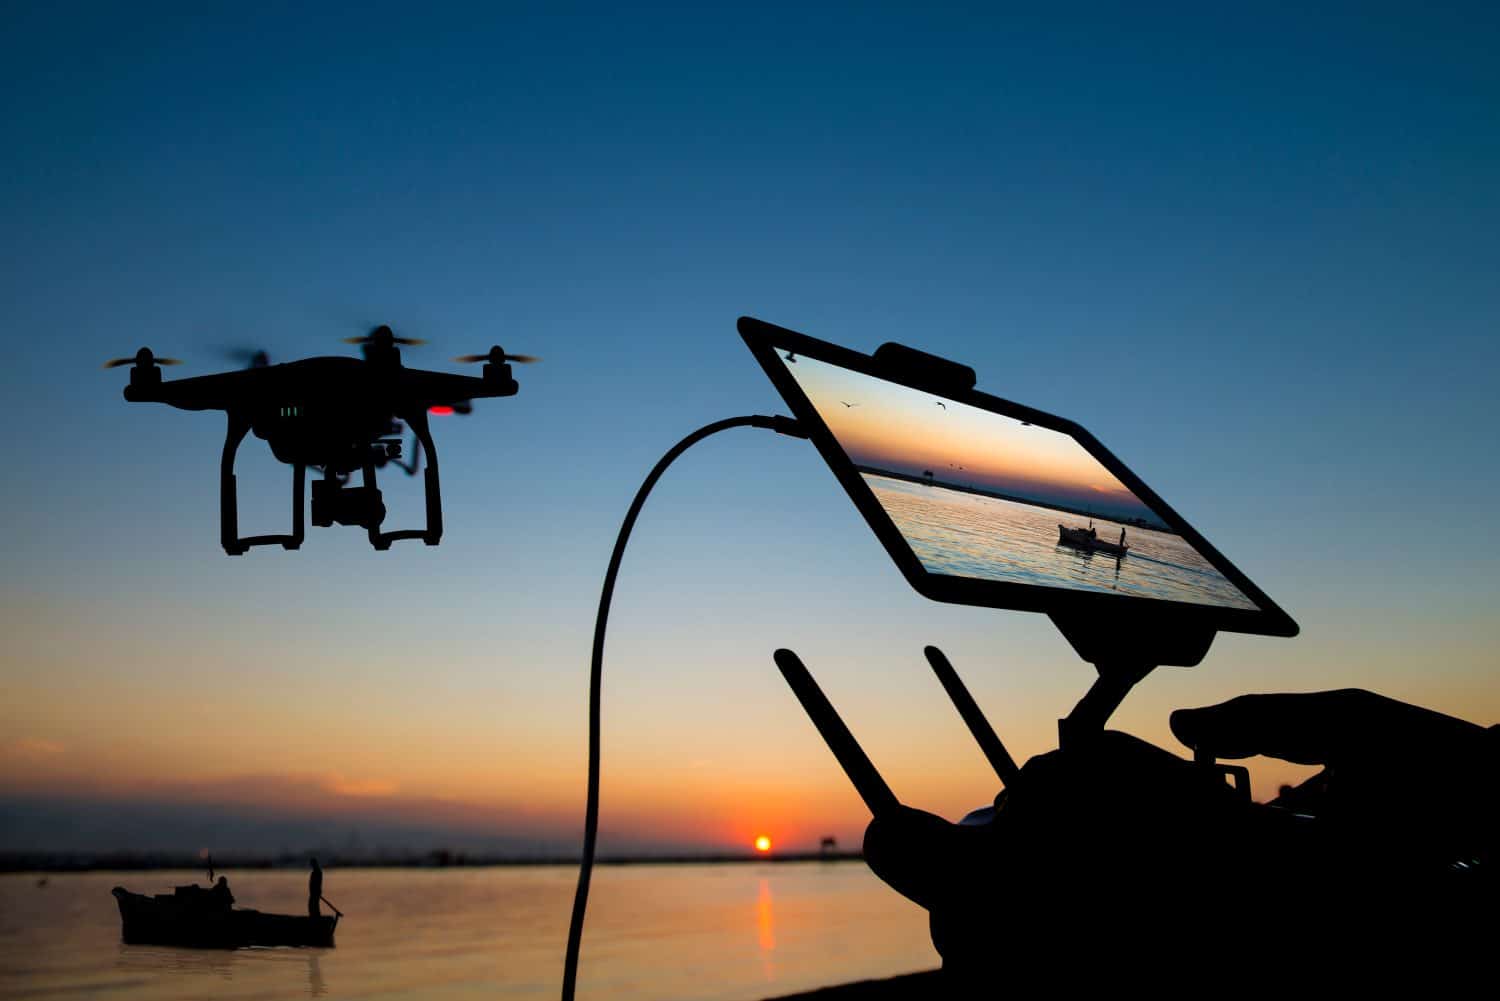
[108,326,536,555]
[219,347,471,478]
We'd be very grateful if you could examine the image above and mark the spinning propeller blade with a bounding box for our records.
[453,349,540,364]
[103,352,182,369]
[344,325,425,347]
[343,334,426,346]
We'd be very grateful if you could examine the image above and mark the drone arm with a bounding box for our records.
[404,368,516,402]
[127,368,262,411]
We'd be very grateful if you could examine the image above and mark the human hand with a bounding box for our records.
[1170,689,1495,869]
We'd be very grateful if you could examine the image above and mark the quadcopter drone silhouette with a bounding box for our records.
[216,346,474,478]
[108,325,536,555]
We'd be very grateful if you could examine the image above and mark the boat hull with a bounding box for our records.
[1057,526,1128,557]
[112,887,338,948]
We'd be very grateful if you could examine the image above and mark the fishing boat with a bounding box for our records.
[1057,522,1128,558]
[112,885,339,948]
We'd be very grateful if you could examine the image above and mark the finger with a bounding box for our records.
[1171,689,1485,765]
[1170,690,1385,764]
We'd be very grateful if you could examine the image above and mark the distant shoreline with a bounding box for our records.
[2,851,865,874]
[857,465,1171,533]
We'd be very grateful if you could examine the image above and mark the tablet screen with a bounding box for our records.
[773,351,1258,611]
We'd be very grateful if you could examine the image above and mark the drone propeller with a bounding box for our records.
[453,346,540,364]
[103,348,182,369]
[343,325,425,347]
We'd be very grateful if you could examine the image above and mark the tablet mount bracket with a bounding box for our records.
[1049,611,1216,750]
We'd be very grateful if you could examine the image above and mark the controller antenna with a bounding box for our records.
[924,646,1021,787]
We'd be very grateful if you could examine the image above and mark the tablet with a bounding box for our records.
[741,317,1297,638]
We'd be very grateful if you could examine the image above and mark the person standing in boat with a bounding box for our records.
[1119,527,1127,548]
[210,875,234,910]
[308,858,323,917]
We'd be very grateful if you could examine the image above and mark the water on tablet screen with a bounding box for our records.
[775,352,1257,611]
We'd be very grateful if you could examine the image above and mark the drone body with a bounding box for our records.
[113,328,526,554]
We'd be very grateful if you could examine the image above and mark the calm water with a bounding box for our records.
[868,474,1256,610]
[0,864,935,1000]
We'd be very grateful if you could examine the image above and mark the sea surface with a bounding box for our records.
[0,863,936,1000]
[867,474,1257,610]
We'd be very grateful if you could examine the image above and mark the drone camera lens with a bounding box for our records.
[311,482,386,530]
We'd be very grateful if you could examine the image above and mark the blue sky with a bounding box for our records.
[2,2,1497,854]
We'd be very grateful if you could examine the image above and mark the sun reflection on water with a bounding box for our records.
[756,877,776,981]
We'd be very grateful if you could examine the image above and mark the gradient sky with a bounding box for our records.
[2,3,1498,858]
[775,351,1161,523]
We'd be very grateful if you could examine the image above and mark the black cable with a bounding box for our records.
[561,414,807,1001]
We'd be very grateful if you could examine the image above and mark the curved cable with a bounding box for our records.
[561,414,806,1000]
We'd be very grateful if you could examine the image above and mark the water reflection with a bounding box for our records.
[756,878,776,982]
[306,954,325,997]
[868,474,1256,609]
[5,866,935,1001]
[115,942,235,980]
[1061,544,1123,584]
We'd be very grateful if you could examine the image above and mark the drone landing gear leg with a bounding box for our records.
[415,411,442,546]
[220,414,251,556]
[220,413,306,556]
[366,409,443,550]
[285,463,305,550]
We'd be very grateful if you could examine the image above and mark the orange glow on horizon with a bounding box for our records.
[785,354,1140,505]
[754,835,772,853]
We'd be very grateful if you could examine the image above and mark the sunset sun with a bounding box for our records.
[754,835,772,853]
